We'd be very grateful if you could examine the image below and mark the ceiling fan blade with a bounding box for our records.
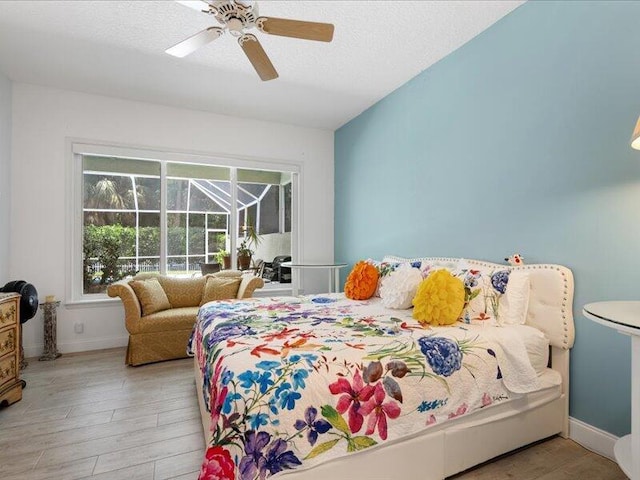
[256,17,334,42]
[175,0,213,12]
[166,27,223,58]
[239,34,278,81]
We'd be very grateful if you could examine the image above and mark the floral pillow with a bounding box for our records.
[458,268,501,324]
[366,259,400,297]
[345,261,379,300]
[458,267,529,325]
[412,269,465,326]
[379,263,423,309]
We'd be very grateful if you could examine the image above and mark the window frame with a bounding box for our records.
[67,140,301,306]
[82,167,162,279]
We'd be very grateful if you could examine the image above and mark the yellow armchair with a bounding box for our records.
[108,271,263,366]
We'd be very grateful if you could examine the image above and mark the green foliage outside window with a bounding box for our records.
[83,224,207,292]
[83,225,137,291]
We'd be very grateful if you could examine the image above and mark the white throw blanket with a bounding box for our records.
[477,325,540,393]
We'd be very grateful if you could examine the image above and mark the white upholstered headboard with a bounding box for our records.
[383,256,575,350]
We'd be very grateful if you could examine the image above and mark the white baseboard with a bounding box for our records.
[23,335,128,358]
[569,416,618,460]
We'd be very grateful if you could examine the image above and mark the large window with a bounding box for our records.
[82,157,161,294]
[165,163,231,276]
[74,146,297,300]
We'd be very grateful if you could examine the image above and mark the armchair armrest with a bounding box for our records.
[237,275,265,299]
[107,280,142,334]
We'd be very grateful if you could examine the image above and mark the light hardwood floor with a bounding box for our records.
[0,348,626,480]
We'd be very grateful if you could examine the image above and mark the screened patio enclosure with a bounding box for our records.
[82,155,292,293]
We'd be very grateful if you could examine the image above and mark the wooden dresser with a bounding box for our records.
[0,293,22,408]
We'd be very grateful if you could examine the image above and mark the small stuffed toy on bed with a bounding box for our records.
[505,253,524,266]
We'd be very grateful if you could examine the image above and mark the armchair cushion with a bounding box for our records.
[212,270,243,279]
[200,277,243,306]
[156,276,206,308]
[129,278,171,316]
[138,307,200,333]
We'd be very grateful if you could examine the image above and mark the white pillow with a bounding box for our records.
[511,324,549,376]
[379,264,423,309]
[499,270,531,325]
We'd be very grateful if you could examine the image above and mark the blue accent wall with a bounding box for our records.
[335,1,640,437]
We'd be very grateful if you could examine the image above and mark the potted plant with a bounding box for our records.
[237,226,261,270]
[216,250,232,270]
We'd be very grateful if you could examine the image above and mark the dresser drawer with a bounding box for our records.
[0,300,17,329]
[0,354,17,389]
[0,327,16,358]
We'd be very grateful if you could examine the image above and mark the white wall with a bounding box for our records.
[253,232,291,264]
[11,83,334,357]
[0,73,10,282]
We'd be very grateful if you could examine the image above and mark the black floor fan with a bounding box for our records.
[1,280,39,387]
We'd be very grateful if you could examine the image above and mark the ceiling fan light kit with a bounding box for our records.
[169,0,335,81]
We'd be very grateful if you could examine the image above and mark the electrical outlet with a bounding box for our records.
[74,322,84,334]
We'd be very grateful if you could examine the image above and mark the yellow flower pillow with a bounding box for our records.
[412,269,465,326]
[344,261,379,300]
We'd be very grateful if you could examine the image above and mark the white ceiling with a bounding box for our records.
[0,1,523,130]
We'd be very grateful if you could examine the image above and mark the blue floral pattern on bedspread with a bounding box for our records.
[189,294,523,480]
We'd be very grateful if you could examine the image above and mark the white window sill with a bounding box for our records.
[65,297,121,309]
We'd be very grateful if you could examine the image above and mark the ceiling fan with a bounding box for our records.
[167,0,335,81]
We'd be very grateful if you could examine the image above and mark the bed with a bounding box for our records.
[189,258,575,480]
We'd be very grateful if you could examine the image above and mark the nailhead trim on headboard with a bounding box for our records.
[514,264,573,349]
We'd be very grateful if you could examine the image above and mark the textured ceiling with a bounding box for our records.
[0,1,524,129]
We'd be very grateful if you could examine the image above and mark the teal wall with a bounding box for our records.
[335,1,640,437]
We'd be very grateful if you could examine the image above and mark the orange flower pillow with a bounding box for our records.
[344,261,379,300]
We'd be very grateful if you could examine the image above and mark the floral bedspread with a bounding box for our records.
[189,294,538,480]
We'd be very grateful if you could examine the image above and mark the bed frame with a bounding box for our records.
[195,259,575,480]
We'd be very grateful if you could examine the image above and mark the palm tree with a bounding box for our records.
[85,176,134,226]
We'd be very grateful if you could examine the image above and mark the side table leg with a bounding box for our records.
[19,324,28,370]
[292,269,299,297]
[39,301,61,361]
